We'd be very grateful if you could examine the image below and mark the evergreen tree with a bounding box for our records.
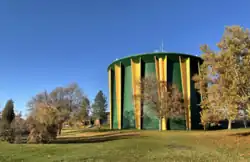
[2,99,15,124]
[0,99,15,143]
[92,91,107,121]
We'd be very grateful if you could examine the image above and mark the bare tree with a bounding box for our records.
[69,96,91,127]
[27,83,84,136]
[134,75,185,130]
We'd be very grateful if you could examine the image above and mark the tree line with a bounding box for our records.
[0,83,107,143]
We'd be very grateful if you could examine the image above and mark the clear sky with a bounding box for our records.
[0,0,249,114]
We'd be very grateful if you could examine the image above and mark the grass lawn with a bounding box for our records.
[1,128,250,162]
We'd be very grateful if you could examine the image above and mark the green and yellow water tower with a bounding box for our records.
[108,52,202,130]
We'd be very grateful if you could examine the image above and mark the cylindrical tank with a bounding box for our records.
[107,52,202,130]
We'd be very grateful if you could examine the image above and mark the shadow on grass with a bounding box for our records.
[54,132,143,144]
[229,131,250,137]
[164,144,193,150]
[62,128,120,135]
[78,128,113,133]
[62,128,140,137]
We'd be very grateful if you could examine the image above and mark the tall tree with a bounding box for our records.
[0,99,15,143]
[134,75,185,130]
[193,26,250,129]
[79,96,91,122]
[2,99,15,124]
[27,83,84,136]
[193,56,224,130]
[92,91,107,122]
[70,96,90,125]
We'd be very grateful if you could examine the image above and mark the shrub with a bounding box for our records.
[0,120,15,143]
[26,116,58,144]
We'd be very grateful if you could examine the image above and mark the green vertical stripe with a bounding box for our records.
[142,56,159,130]
[190,58,202,129]
[122,61,135,129]
[167,56,186,130]
[111,68,118,129]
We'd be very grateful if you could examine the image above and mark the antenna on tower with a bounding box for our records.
[154,40,165,53]
[160,40,164,52]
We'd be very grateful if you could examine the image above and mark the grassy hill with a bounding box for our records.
[0,128,250,162]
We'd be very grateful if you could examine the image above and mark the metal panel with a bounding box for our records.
[179,56,191,130]
[108,69,112,129]
[190,58,202,129]
[142,56,159,130]
[111,69,118,129]
[131,58,142,129]
[115,63,122,129]
[122,62,135,129]
[168,55,186,130]
[155,56,167,130]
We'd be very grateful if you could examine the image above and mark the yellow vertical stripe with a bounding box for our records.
[159,57,163,81]
[162,56,167,130]
[179,56,189,130]
[115,63,122,129]
[155,57,162,130]
[155,56,167,130]
[159,57,164,130]
[186,58,191,129]
[131,58,141,129]
[108,69,112,129]
[154,56,159,81]
[164,56,167,81]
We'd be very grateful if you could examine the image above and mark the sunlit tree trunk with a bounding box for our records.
[228,119,232,130]
[203,123,206,131]
[243,120,247,128]
[158,118,162,131]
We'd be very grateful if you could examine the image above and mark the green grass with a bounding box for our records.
[0,128,250,162]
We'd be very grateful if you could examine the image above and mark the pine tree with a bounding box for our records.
[2,99,15,124]
[92,91,107,122]
[0,99,15,143]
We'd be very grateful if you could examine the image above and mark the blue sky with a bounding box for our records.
[0,0,249,115]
